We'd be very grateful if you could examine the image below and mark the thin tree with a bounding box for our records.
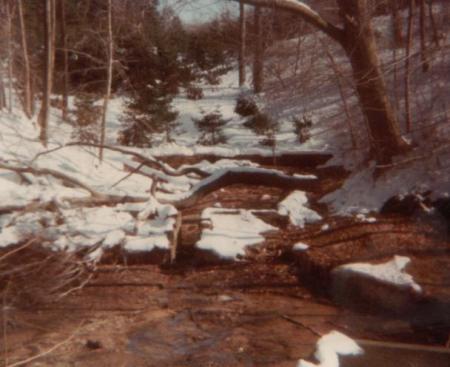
[236,0,409,164]
[419,0,430,72]
[0,73,6,110]
[239,1,246,86]
[253,5,263,93]
[5,0,14,113]
[38,0,56,146]
[389,0,403,48]
[99,0,113,161]
[58,0,69,121]
[18,0,32,118]
[405,0,415,133]
[427,0,440,47]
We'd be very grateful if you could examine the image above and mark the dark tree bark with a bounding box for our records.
[237,0,409,164]
[58,0,70,121]
[389,0,403,48]
[5,0,14,113]
[18,0,32,118]
[239,1,247,86]
[0,71,6,110]
[38,0,56,146]
[337,0,409,162]
[99,0,113,161]
[419,0,430,72]
[253,6,264,93]
[405,0,415,133]
[427,0,440,47]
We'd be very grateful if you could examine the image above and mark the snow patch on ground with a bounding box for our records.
[196,208,277,259]
[278,191,322,227]
[293,242,309,251]
[321,154,450,215]
[334,256,422,293]
[297,330,363,367]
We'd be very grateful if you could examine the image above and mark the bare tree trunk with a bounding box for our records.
[419,0,430,72]
[99,0,113,161]
[389,0,403,48]
[18,0,32,118]
[405,0,415,133]
[0,72,6,110]
[252,6,264,93]
[239,0,409,163]
[6,1,14,113]
[323,46,357,149]
[239,1,246,87]
[338,0,409,163]
[59,0,69,121]
[427,0,440,47]
[38,0,55,146]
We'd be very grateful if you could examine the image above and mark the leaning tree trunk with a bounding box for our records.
[18,0,32,118]
[99,0,113,161]
[338,0,409,163]
[253,6,264,93]
[239,1,247,86]
[238,0,408,163]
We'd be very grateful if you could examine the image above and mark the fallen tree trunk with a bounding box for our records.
[157,152,333,169]
[167,168,319,210]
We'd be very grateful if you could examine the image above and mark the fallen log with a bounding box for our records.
[157,151,333,169]
[167,167,319,210]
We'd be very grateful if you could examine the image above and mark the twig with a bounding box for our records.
[0,239,36,262]
[280,314,322,337]
[5,322,84,367]
[110,161,146,188]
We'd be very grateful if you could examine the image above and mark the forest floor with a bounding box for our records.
[2,154,449,367]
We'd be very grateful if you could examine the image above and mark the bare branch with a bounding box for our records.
[232,0,344,43]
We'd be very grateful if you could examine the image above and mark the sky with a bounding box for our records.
[161,0,236,24]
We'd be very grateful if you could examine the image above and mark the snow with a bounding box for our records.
[157,166,315,203]
[297,331,363,367]
[103,230,126,248]
[334,256,422,293]
[196,208,277,259]
[0,5,448,264]
[0,226,20,248]
[355,213,377,223]
[293,242,309,251]
[278,191,322,228]
[123,235,169,252]
[321,158,450,215]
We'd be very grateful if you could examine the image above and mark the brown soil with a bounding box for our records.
[1,154,449,366]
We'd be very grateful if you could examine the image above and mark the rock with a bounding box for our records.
[86,339,102,350]
[380,194,430,216]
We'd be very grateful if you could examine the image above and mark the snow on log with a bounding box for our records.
[164,167,319,210]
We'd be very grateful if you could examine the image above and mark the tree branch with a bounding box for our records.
[233,0,345,44]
